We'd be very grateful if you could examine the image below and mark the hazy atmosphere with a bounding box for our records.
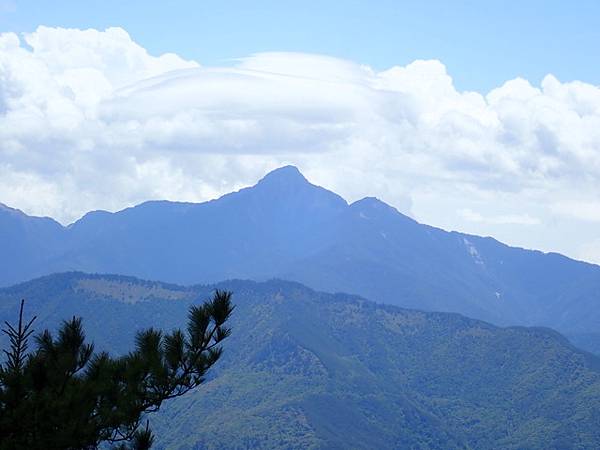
[2,3,600,449]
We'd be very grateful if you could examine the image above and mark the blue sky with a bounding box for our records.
[2,0,599,92]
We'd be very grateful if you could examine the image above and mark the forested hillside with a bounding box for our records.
[2,273,599,449]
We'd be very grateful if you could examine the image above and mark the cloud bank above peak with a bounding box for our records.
[1,26,600,263]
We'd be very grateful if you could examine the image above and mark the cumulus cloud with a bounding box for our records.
[0,26,599,263]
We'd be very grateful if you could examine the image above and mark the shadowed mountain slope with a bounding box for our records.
[1,166,600,353]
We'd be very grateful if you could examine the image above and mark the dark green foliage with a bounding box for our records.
[2,273,600,449]
[151,280,600,449]
[0,291,233,450]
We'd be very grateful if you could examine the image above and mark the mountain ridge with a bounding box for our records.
[2,166,600,355]
[1,272,599,449]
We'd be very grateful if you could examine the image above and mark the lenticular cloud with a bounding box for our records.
[1,26,600,262]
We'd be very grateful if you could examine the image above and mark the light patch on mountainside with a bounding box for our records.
[376,309,428,335]
[463,238,485,266]
[457,325,496,338]
[75,278,190,304]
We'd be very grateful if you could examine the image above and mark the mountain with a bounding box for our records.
[1,166,600,354]
[0,203,66,285]
[1,272,599,449]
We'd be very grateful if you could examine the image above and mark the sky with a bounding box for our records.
[1,1,600,264]
[2,0,600,92]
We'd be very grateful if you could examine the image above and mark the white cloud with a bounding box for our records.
[1,26,599,263]
[458,209,541,226]
[551,201,600,223]
[577,239,600,265]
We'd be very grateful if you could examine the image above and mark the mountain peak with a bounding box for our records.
[351,196,398,215]
[257,165,308,186]
[350,196,417,224]
[237,164,348,217]
[352,196,387,207]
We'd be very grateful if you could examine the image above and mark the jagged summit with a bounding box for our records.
[248,165,347,211]
[256,165,308,186]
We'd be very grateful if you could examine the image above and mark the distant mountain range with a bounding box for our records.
[1,272,599,449]
[2,166,600,354]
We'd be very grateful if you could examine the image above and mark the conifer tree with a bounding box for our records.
[0,291,234,450]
